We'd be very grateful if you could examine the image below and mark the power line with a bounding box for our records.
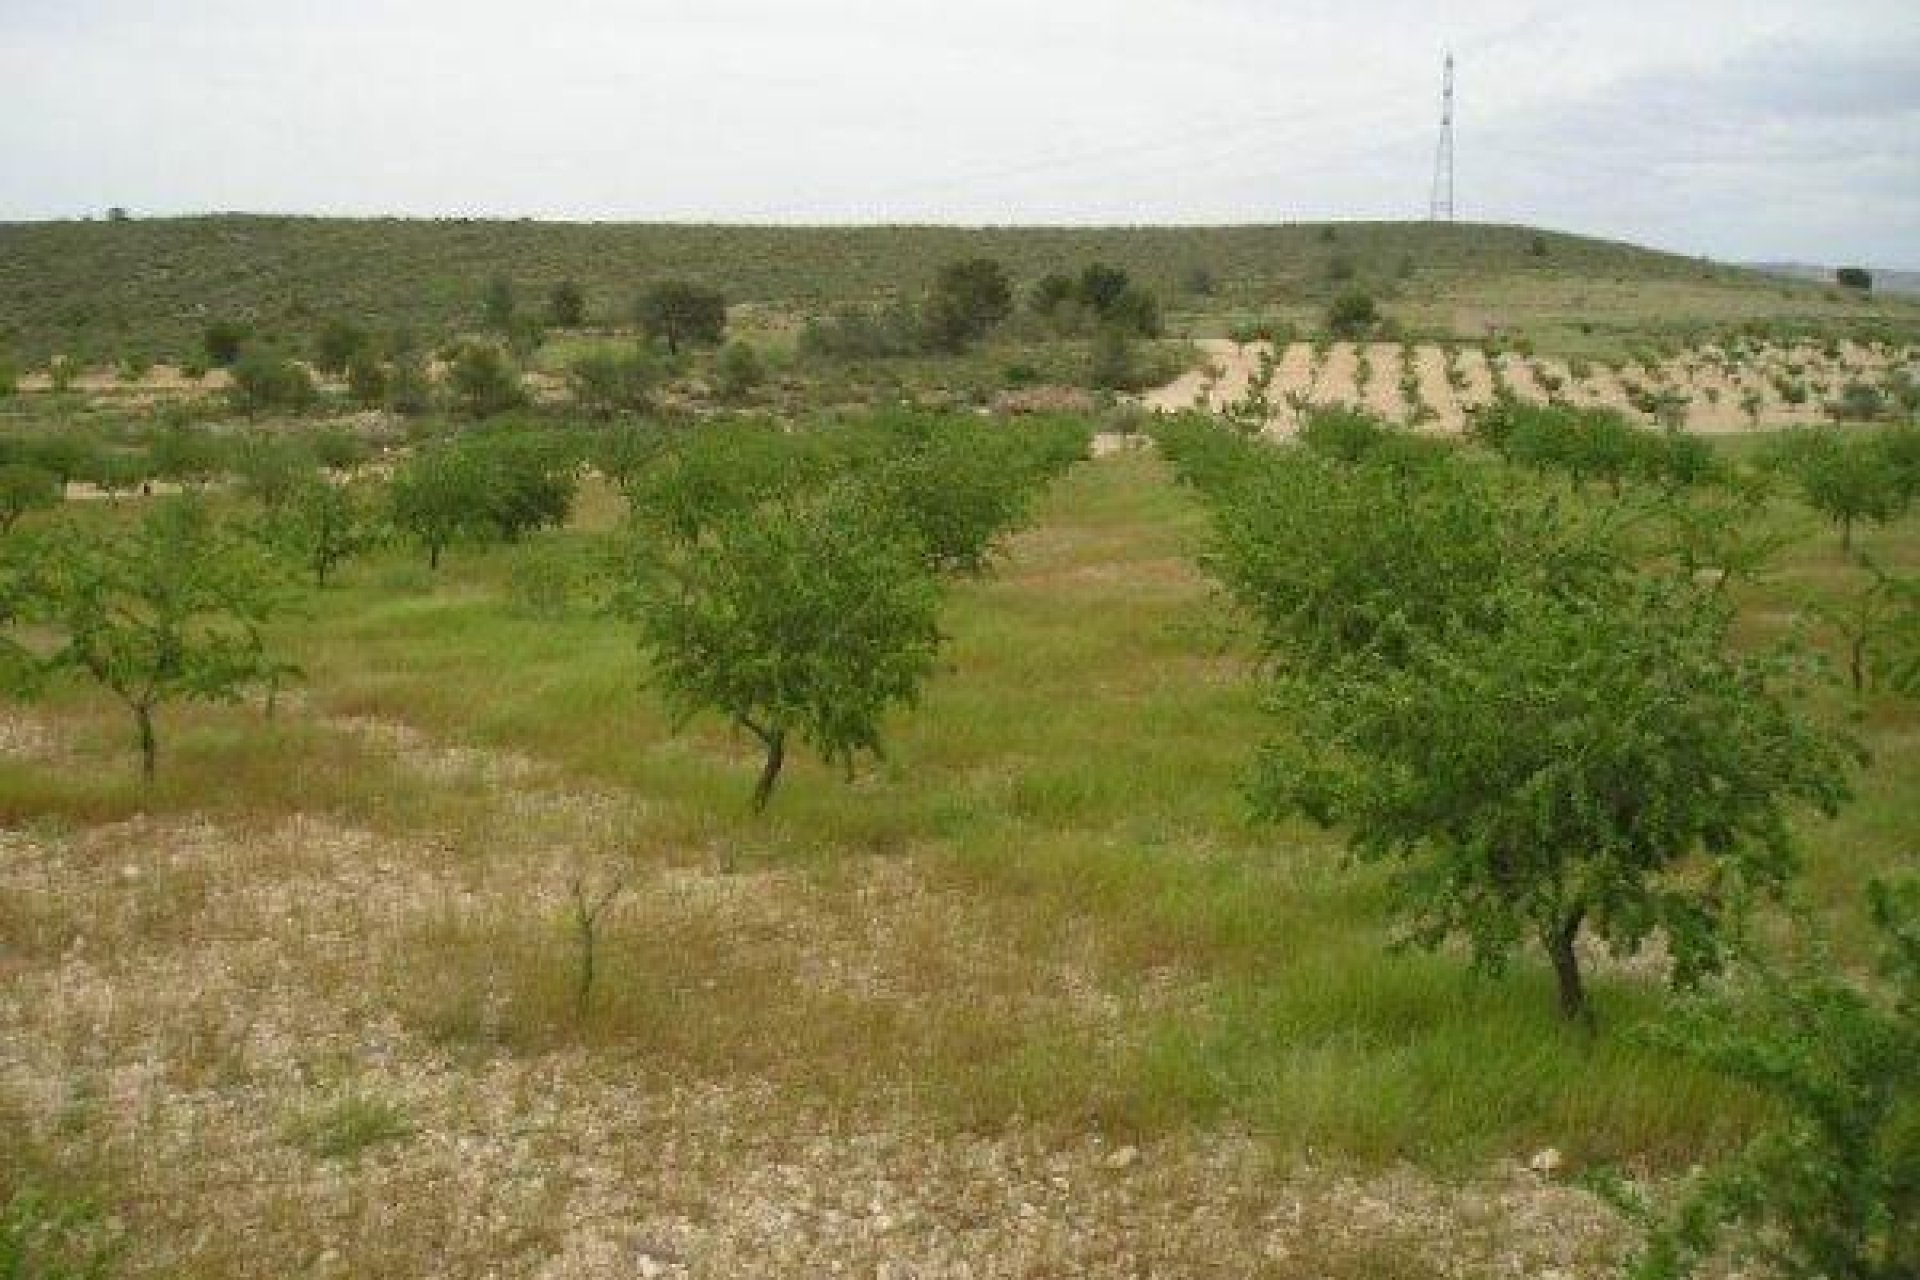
[1429,52,1456,221]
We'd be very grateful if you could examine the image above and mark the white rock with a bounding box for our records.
[1104,1145,1140,1171]
[1527,1147,1563,1176]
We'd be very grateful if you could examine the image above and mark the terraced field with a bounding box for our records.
[1147,337,1917,434]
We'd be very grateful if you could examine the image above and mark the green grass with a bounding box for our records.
[252,453,1909,1162]
[282,1090,414,1162]
[4,442,1914,1180]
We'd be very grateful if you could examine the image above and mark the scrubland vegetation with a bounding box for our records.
[0,218,1916,1277]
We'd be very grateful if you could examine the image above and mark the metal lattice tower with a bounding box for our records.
[1429,52,1456,221]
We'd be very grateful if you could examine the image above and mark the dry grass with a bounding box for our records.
[4,445,1914,1274]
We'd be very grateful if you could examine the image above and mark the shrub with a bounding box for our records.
[798,302,920,362]
[313,318,370,375]
[345,353,389,408]
[635,280,727,355]
[203,320,249,367]
[1836,266,1873,292]
[389,432,575,566]
[481,274,516,332]
[568,345,662,416]
[1032,264,1160,337]
[547,279,586,328]
[1618,878,1918,1279]
[0,464,61,532]
[1829,381,1887,423]
[1326,290,1379,339]
[227,344,317,416]
[385,353,434,416]
[1088,326,1139,391]
[1296,407,1395,462]
[922,257,1013,352]
[445,342,526,418]
[713,341,765,401]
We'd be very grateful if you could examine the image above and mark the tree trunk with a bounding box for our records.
[750,729,786,814]
[1545,910,1589,1024]
[573,911,597,1020]
[429,540,442,571]
[1851,633,1867,694]
[135,704,157,784]
[1841,513,1854,552]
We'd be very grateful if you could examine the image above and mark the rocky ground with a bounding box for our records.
[1,703,1637,1278]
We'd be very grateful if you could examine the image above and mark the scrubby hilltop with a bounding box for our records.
[4,215,1912,364]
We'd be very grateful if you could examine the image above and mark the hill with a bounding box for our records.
[2,216,1915,364]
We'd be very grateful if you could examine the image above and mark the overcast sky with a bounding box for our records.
[3,0,1917,265]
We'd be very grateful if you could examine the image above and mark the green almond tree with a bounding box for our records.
[629,486,942,813]
[1255,578,1857,1022]
[3,499,293,781]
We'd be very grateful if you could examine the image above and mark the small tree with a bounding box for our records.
[1618,878,1918,1279]
[273,479,381,587]
[228,345,317,417]
[1088,325,1139,391]
[203,321,250,368]
[464,432,578,542]
[3,500,291,781]
[635,281,726,356]
[547,279,586,328]
[1326,290,1379,339]
[481,275,516,333]
[568,345,661,417]
[0,464,60,533]
[25,433,102,491]
[1835,266,1873,293]
[630,488,942,812]
[713,341,765,402]
[149,426,228,491]
[1804,557,1920,696]
[313,319,370,376]
[345,353,389,408]
[1777,430,1906,550]
[231,432,314,510]
[445,343,526,418]
[390,447,484,569]
[860,419,1041,575]
[385,353,434,417]
[1077,263,1132,314]
[1255,577,1855,1022]
[922,257,1013,352]
[389,435,573,568]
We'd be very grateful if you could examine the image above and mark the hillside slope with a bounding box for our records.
[2,216,1912,363]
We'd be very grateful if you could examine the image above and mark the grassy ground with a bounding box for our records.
[1,439,1914,1275]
